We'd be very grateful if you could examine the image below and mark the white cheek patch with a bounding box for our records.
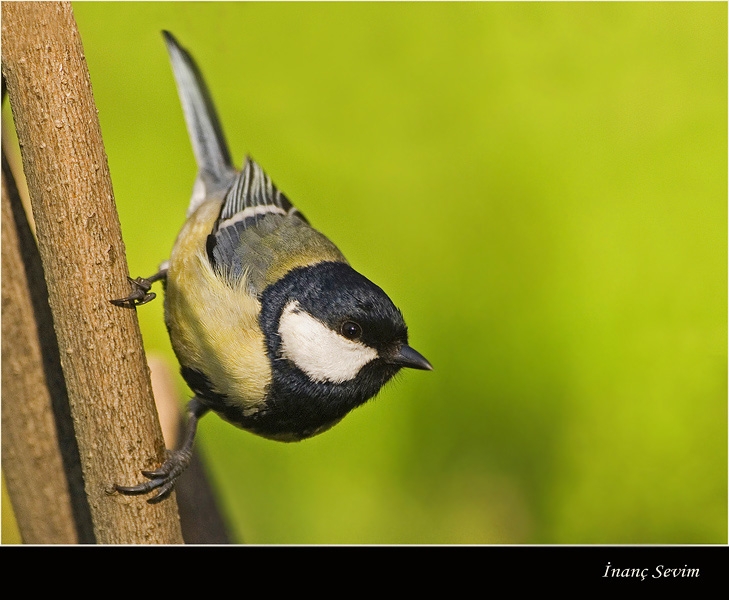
[278,301,378,384]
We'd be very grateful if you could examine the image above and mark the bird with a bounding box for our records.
[112,31,432,502]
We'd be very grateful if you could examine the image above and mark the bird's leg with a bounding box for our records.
[115,398,209,503]
[110,268,168,307]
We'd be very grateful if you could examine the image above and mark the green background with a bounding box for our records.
[3,2,726,544]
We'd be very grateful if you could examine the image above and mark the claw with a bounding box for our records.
[142,466,172,479]
[110,270,167,307]
[115,447,193,502]
[115,478,165,496]
[114,398,208,503]
[110,276,156,306]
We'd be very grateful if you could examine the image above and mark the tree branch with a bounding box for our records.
[2,145,95,543]
[1,1,183,543]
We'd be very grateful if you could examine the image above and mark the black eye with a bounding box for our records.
[340,321,362,340]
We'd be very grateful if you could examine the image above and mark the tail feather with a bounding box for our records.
[163,31,237,215]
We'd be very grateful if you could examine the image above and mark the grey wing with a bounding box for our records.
[163,31,237,215]
[207,157,308,288]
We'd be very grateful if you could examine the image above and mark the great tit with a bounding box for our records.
[113,31,432,502]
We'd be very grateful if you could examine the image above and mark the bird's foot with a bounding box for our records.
[110,270,167,307]
[115,447,193,503]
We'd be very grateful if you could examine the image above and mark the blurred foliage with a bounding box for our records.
[1,475,21,544]
[2,2,725,544]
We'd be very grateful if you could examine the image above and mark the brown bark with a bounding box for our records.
[2,149,95,543]
[1,1,183,543]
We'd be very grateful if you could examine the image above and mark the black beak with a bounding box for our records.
[389,345,433,371]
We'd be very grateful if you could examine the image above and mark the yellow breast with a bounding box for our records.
[165,199,272,408]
